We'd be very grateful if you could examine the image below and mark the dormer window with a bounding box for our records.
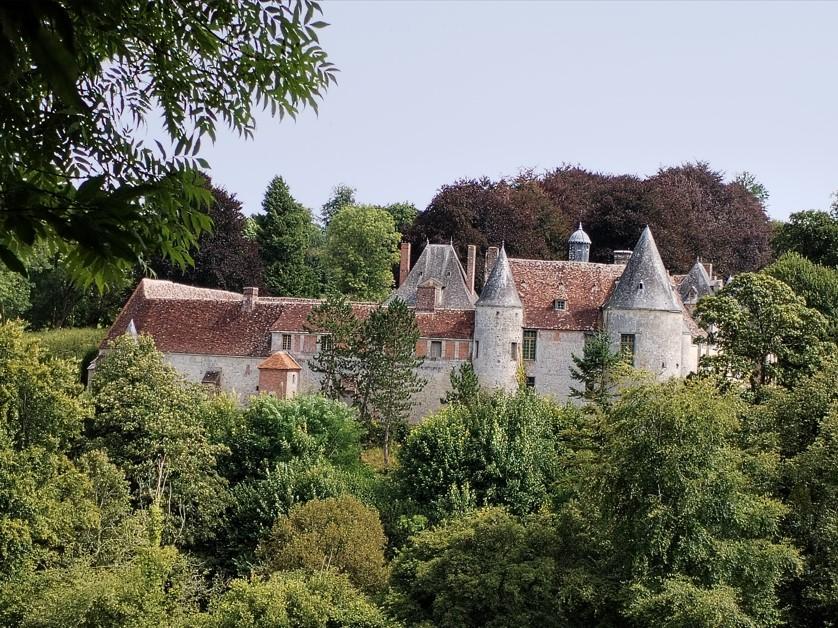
[553,299,566,311]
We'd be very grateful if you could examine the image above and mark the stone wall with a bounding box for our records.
[473,306,523,391]
[603,309,685,379]
[523,329,587,401]
[164,353,262,400]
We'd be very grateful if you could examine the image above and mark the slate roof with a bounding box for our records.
[679,259,714,303]
[568,223,592,244]
[258,352,302,370]
[509,259,624,331]
[604,226,682,312]
[390,243,476,309]
[477,246,522,308]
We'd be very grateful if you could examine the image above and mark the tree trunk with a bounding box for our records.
[382,423,390,468]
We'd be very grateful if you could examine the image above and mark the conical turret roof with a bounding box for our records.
[477,245,522,308]
[605,226,681,312]
[679,258,713,303]
[569,223,591,244]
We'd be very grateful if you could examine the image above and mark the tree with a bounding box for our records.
[0,320,90,452]
[258,495,388,593]
[0,268,30,319]
[441,362,481,407]
[733,171,770,205]
[600,380,800,626]
[324,205,400,301]
[89,334,229,545]
[320,184,356,227]
[305,294,361,400]
[225,394,362,483]
[352,299,425,466]
[395,389,566,520]
[764,252,838,339]
[257,177,321,297]
[384,201,419,235]
[569,330,625,406]
[695,272,832,389]
[151,183,263,292]
[0,0,336,286]
[773,210,838,267]
[194,570,392,628]
[387,508,566,628]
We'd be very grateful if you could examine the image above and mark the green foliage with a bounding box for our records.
[764,252,838,338]
[306,293,361,400]
[696,272,832,389]
[569,330,624,406]
[383,202,418,235]
[26,326,105,362]
[0,321,90,451]
[773,209,838,267]
[387,508,564,628]
[257,176,321,297]
[352,298,425,466]
[0,0,336,285]
[733,171,770,205]
[226,394,362,483]
[18,545,200,628]
[0,269,30,319]
[396,389,566,519]
[320,184,356,227]
[223,457,351,570]
[324,205,400,300]
[600,379,800,626]
[258,495,389,593]
[89,335,229,545]
[441,362,481,407]
[192,570,393,628]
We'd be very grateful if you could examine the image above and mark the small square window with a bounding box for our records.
[282,334,292,351]
[430,341,442,359]
[553,299,566,311]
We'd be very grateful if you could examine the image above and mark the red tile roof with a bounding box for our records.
[415,310,474,339]
[258,352,301,370]
[508,259,624,331]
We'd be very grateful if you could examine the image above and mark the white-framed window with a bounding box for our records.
[553,299,566,311]
[319,334,332,351]
[430,340,442,359]
[282,334,292,351]
[523,330,537,361]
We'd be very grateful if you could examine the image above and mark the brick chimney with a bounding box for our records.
[484,246,499,286]
[466,245,476,295]
[242,287,258,312]
[613,250,632,265]
[399,242,411,287]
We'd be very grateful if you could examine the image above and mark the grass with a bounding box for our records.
[26,327,106,362]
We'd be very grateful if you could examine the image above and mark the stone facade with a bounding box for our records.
[99,225,712,423]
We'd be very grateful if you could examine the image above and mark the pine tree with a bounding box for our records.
[441,362,481,407]
[258,176,321,297]
[569,331,623,406]
[353,299,425,466]
[305,294,360,400]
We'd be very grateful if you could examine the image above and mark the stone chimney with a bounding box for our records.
[242,287,258,312]
[613,250,632,265]
[399,242,411,287]
[484,246,499,286]
[466,245,476,295]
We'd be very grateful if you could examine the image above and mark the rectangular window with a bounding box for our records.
[511,342,519,361]
[522,330,537,361]
[553,299,566,311]
[319,334,332,351]
[282,334,292,351]
[620,334,636,365]
[526,376,535,388]
[430,340,442,359]
[474,341,479,359]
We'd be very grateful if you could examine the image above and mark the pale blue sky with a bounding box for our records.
[199,0,838,221]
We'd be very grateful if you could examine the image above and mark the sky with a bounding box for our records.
[198,0,838,221]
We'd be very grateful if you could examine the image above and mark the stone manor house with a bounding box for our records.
[100,225,719,421]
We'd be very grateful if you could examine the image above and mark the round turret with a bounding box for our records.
[473,245,522,391]
[568,223,591,262]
